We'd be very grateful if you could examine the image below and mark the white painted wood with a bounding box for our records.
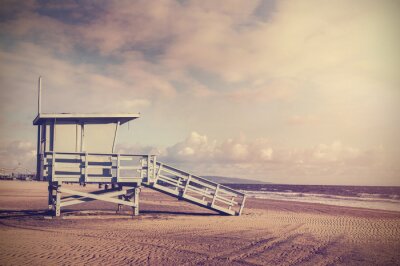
[238,196,246,215]
[112,122,120,153]
[84,152,88,182]
[116,153,120,182]
[55,186,61,216]
[182,175,191,196]
[33,113,140,125]
[59,187,137,207]
[61,189,128,207]
[211,184,220,207]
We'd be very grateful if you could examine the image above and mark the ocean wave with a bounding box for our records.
[245,190,400,212]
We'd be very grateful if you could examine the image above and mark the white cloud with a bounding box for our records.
[158,132,395,185]
[287,115,319,126]
[0,140,36,174]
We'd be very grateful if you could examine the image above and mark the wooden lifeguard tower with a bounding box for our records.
[34,77,246,217]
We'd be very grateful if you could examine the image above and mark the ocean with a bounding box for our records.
[226,184,400,212]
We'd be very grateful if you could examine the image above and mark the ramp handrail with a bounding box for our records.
[150,160,246,215]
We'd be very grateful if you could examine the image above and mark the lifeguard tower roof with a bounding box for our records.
[33,113,140,125]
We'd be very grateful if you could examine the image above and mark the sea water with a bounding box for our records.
[226,184,400,212]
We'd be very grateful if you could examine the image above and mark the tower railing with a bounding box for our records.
[44,151,156,184]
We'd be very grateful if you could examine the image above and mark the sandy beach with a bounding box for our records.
[0,180,399,265]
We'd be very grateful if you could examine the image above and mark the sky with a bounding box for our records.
[0,0,399,185]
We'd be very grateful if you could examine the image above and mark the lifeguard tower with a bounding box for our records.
[34,77,246,217]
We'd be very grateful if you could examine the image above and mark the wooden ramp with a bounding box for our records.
[145,161,246,216]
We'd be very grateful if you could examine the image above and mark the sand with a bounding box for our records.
[0,181,399,265]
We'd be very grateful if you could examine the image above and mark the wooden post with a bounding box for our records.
[155,163,163,182]
[84,152,88,183]
[116,154,120,183]
[47,184,53,211]
[202,187,208,201]
[211,184,220,207]
[152,156,156,182]
[55,185,61,217]
[117,185,123,213]
[132,187,140,216]
[147,156,150,182]
[182,175,191,197]
[238,196,246,216]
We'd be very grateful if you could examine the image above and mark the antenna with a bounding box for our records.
[38,76,42,115]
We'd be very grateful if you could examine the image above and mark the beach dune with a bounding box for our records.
[0,181,399,265]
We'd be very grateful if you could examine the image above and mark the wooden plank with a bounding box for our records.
[238,196,246,216]
[51,152,56,181]
[211,184,220,207]
[214,195,236,206]
[53,177,81,182]
[147,156,150,180]
[157,178,184,190]
[189,178,218,191]
[84,152,88,182]
[61,189,128,207]
[182,193,208,206]
[152,183,180,196]
[186,186,213,198]
[159,167,189,181]
[117,177,143,182]
[155,163,163,181]
[158,174,182,185]
[55,186,61,216]
[59,187,136,207]
[61,188,121,200]
[116,154,120,182]
[182,175,192,196]
[118,166,142,170]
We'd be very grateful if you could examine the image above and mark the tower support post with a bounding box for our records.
[129,186,140,216]
[55,185,61,217]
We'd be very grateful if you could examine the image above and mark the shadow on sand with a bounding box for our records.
[0,209,220,220]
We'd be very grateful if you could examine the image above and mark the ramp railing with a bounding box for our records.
[148,161,246,216]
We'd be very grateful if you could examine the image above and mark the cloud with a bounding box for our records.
[0,140,36,174]
[165,132,373,165]
[156,132,395,185]
[287,114,319,126]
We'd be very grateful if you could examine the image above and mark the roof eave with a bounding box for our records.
[32,113,140,125]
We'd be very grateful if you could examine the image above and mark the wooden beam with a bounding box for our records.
[59,187,137,207]
[112,121,120,153]
[55,186,61,216]
[61,189,129,207]
[238,196,246,216]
